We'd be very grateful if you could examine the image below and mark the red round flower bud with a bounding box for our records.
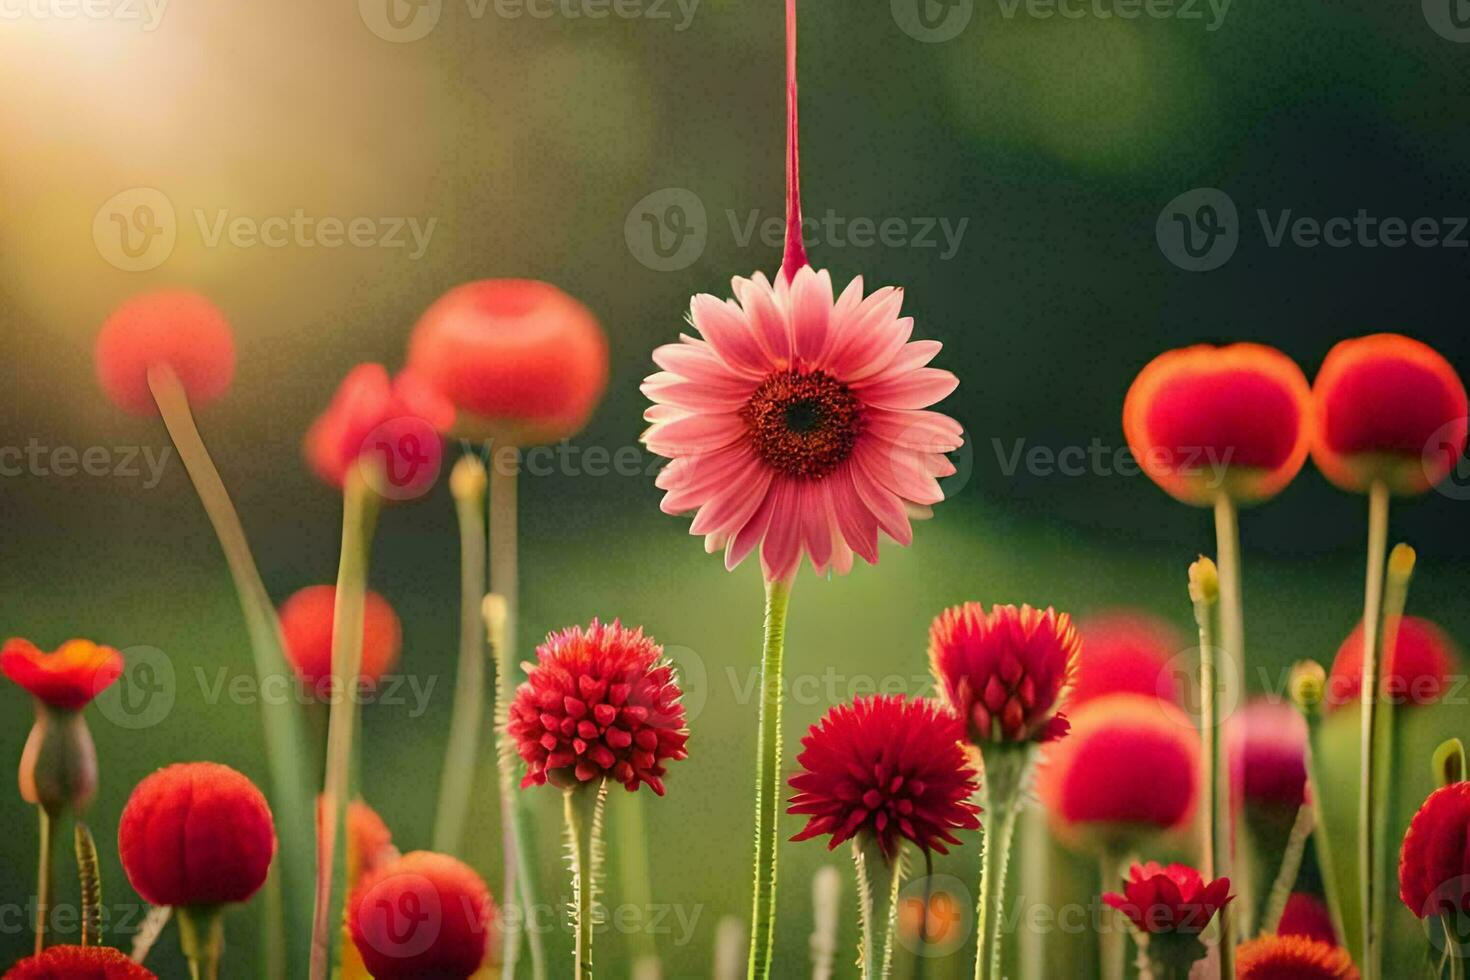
[95,291,235,416]
[1311,333,1467,496]
[2,944,157,979]
[1278,892,1337,946]
[305,364,453,500]
[1325,615,1457,711]
[1123,343,1312,506]
[280,585,403,693]
[118,762,276,907]
[1235,934,1359,980]
[1400,781,1470,919]
[2,639,123,711]
[928,602,1079,745]
[788,695,981,863]
[348,851,494,980]
[1034,693,1200,854]
[508,620,688,795]
[1229,698,1308,812]
[1102,861,1232,934]
[406,279,609,445]
[1072,612,1185,708]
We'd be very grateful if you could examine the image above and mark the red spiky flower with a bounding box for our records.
[348,851,495,980]
[1235,935,1359,980]
[1326,615,1457,711]
[1311,333,1467,496]
[1103,861,1232,934]
[508,620,689,795]
[1399,781,1470,919]
[2,945,157,979]
[928,603,1080,745]
[787,695,981,863]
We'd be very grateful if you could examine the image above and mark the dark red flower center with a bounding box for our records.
[742,370,862,479]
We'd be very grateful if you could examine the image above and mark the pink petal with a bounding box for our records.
[824,290,908,381]
[650,338,735,381]
[854,368,959,410]
[731,273,792,367]
[797,481,834,574]
[827,464,881,564]
[641,371,756,413]
[789,266,833,365]
[849,452,914,546]
[863,409,965,453]
[689,456,774,536]
[880,339,943,376]
[759,479,803,582]
[856,441,944,506]
[643,412,746,457]
[690,294,771,377]
[726,482,779,571]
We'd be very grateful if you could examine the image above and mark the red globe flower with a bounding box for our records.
[788,695,981,863]
[280,585,403,693]
[1229,698,1308,811]
[1400,781,1470,918]
[508,620,689,795]
[1235,934,1359,980]
[1035,693,1200,853]
[2,945,157,979]
[1072,612,1185,707]
[118,762,276,907]
[2,639,123,711]
[1278,892,1337,946]
[407,279,609,445]
[1102,861,1232,934]
[95,291,236,416]
[1123,343,1312,506]
[1311,333,1468,496]
[928,603,1080,745]
[304,363,453,500]
[1326,614,1457,711]
[348,851,495,980]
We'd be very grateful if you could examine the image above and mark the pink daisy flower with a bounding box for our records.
[642,265,962,582]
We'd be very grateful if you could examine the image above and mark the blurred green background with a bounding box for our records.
[2,0,1469,975]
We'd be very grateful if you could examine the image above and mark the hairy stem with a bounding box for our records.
[747,577,792,980]
[976,747,1032,980]
[75,822,102,946]
[564,781,609,980]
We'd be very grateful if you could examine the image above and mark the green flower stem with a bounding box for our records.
[852,840,906,980]
[147,366,312,973]
[613,791,660,970]
[1260,804,1314,933]
[1212,494,1249,952]
[74,822,101,946]
[975,745,1033,980]
[177,905,224,980]
[1099,850,1129,980]
[309,471,379,980]
[1371,544,1416,970]
[33,808,52,955]
[1292,662,1349,943]
[433,455,488,854]
[1356,480,1390,980]
[1188,555,1232,980]
[564,780,609,980]
[747,577,792,980]
[1141,932,1208,980]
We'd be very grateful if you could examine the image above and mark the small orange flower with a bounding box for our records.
[1123,344,1312,506]
[1,639,123,710]
[1235,934,1359,980]
[1311,333,1467,496]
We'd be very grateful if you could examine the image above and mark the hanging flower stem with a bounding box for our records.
[780,0,807,282]
[563,779,609,980]
[309,470,379,980]
[1356,479,1390,980]
[1188,555,1232,979]
[147,365,312,969]
[433,454,488,854]
[975,746,1033,980]
[747,577,792,980]
[177,906,224,980]
[32,808,52,955]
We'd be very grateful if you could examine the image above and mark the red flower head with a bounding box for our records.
[508,620,688,795]
[348,850,495,980]
[928,603,1080,745]
[1311,333,1467,496]
[1400,781,1470,918]
[1229,698,1308,812]
[642,266,963,583]
[304,363,453,500]
[1278,892,1338,946]
[119,762,276,907]
[317,796,399,885]
[280,585,403,693]
[2,639,123,711]
[2,945,157,979]
[1326,615,1458,711]
[1123,343,1312,506]
[1035,693,1200,854]
[406,279,609,445]
[1102,861,1232,934]
[1235,934,1360,980]
[788,695,981,863]
[1072,612,1185,708]
[95,291,236,416]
